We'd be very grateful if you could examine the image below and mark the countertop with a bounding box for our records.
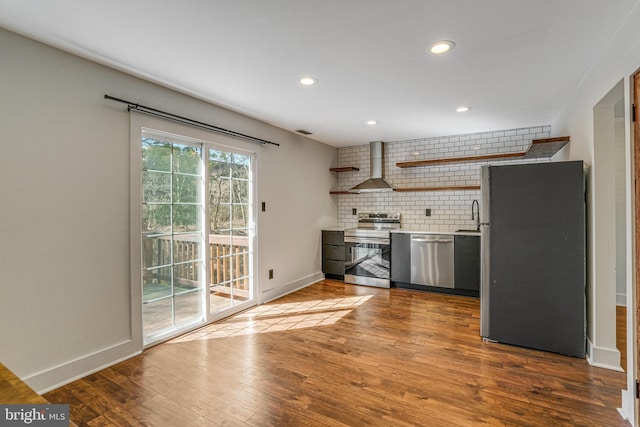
[322,227,481,236]
[391,228,481,236]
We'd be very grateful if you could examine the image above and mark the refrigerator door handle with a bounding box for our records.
[480,166,491,338]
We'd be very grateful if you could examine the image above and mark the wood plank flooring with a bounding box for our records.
[45,280,629,426]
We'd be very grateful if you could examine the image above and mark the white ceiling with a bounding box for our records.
[0,0,637,147]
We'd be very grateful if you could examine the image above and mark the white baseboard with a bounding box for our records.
[586,338,623,372]
[260,271,324,304]
[618,388,635,426]
[617,293,627,306]
[24,339,141,395]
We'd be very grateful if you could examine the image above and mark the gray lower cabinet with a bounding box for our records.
[391,232,411,283]
[392,232,480,296]
[322,230,345,279]
[454,235,480,292]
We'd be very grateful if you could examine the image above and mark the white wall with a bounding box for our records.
[551,2,640,423]
[0,28,337,392]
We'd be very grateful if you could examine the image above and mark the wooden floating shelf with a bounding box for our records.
[329,167,360,172]
[396,152,526,168]
[394,185,481,192]
[330,185,480,194]
[395,136,570,168]
[525,136,570,158]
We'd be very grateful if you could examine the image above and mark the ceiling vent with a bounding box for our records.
[295,129,312,135]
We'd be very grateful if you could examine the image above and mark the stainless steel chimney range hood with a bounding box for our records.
[350,141,395,193]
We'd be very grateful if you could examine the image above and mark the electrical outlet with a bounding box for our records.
[268,269,274,280]
[352,208,357,215]
[425,208,431,217]
[261,202,266,212]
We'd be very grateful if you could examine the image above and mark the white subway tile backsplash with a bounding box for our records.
[335,125,551,231]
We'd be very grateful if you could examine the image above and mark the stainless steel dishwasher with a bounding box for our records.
[410,234,454,288]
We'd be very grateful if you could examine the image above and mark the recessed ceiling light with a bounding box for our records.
[429,40,456,54]
[456,106,471,113]
[366,120,377,125]
[300,76,317,86]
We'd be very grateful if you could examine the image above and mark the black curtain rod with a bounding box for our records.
[104,94,279,147]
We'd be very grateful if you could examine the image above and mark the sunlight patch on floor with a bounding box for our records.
[169,295,373,343]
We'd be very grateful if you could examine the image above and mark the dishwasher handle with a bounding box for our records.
[411,236,453,244]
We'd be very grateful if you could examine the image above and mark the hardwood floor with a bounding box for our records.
[617,305,627,370]
[45,280,629,426]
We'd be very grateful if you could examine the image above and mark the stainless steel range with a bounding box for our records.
[344,212,400,288]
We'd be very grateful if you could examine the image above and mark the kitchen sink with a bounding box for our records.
[456,229,480,233]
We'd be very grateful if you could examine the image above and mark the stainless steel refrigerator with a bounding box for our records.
[479,161,586,358]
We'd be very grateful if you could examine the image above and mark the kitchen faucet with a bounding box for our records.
[471,199,480,231]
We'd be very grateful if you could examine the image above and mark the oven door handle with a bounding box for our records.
[344,237,390,245]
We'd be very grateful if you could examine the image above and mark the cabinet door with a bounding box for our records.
[324,244,345,261]
[391,233,411,283]
[454,235,480,291]
[323,259,345,275]
[322,231,344,245]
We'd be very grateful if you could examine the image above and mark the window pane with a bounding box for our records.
[210,176,231,204]
[173,174,199,203]
[142,139,171,171]
[231,153,250,165]
[143,266,172,303]
[173,235,200,263]
[143,298,174,336]
[231,154,250,179]
[232,205,249,229]
[143,171,171,203]
[232,180,249,204]
[174,262,200,294]
[173,204,200,232]
[143,236,172,269]
[173,144,201,174]
[211,204,230,233]
[210,150,230,176]
[232,229,249,238]
[231,279,250,302]
[174,291,202,327]
[143,204,171,233]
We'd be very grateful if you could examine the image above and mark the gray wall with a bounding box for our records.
[0,28,337,392]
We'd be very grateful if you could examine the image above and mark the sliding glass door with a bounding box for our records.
[141,134,206,343]
[208,149,253,314]
[139,129,255,345]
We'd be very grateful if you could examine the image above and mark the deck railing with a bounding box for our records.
[143,234,250,297]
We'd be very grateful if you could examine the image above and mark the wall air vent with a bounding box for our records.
[295,129,312,135]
